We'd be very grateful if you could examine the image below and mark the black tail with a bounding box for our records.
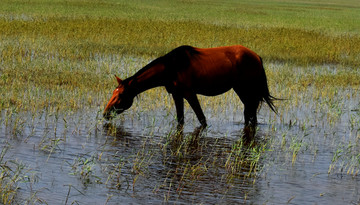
[259,57,278,114]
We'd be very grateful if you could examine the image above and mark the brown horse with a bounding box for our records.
[103,45,277,129]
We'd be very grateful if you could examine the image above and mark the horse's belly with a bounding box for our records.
[176,61,237,96]
[194,82,233,96]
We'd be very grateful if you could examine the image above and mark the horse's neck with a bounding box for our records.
[127,62,167,96]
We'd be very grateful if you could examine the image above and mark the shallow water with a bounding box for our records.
[1,89,360,204]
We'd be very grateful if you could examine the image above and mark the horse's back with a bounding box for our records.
[170,46,255,95]
[191,45,262,79]
[167,45,264,96]
[195,45,260,61]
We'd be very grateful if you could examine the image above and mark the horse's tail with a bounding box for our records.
[259,57,278,114]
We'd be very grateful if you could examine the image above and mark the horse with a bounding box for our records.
[103,45,277,131]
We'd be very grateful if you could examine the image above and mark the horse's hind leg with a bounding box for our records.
[243,99,260,138]
[243,100,260,127]
[234,88,257,125]
[234,88,260,137]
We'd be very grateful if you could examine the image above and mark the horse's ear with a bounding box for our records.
[115,75,122,85]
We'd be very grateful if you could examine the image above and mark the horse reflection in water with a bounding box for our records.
[103,45,277,138]
[103,122,206,152]
[102,121,267,202]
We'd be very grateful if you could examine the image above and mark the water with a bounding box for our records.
[1,91,360,204]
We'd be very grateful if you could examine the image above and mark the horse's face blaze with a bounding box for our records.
[103,85,133,120]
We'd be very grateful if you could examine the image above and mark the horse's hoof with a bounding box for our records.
[243,125,256,139]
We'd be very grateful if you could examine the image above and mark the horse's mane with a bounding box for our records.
[162,45,200,70]
[125,46,200,84]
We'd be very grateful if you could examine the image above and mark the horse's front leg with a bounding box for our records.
[184,93,207,127]
[172,94,184,127]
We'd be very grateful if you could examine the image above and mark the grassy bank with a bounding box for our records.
[0,0,359,111]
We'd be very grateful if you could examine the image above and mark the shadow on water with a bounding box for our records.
[101,121,267,204]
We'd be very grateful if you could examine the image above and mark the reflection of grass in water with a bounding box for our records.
[69,154,102,185]
[96,104,360,201]
[0,89,359,203]
[0,147,40,204]
[225,139,266,181]
[149,129,269,202]
[328,136,360,176]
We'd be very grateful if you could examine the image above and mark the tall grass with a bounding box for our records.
[1,17,359,65]
[1,0,359,34]
[1,17,359,111]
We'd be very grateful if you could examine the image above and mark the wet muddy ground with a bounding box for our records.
[1,86,360,204]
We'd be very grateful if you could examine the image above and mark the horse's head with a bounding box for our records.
[103,75,134,120]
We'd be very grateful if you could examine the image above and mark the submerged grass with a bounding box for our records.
[0,147,40,205]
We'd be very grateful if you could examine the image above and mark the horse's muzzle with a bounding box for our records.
[103,108,124,120]
[103,111,112,120]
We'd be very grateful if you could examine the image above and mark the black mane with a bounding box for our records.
[126,45,200,83]
[162,45,200,71]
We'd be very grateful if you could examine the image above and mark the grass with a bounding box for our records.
[1,0,359,33]
[0,1,359,112]
[0,0,360,203]
[0,147,40,204]
[1,15,359,64]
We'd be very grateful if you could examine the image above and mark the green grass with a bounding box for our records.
[1,0,359,34]
[1,0,360,68]
[0,0,359,111]
[0,147,40,204]
[2,17,359,64]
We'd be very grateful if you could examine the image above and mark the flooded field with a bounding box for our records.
[1,77,359,204]
[1,0,360,204]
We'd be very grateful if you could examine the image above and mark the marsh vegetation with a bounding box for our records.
[0,0,359,204]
